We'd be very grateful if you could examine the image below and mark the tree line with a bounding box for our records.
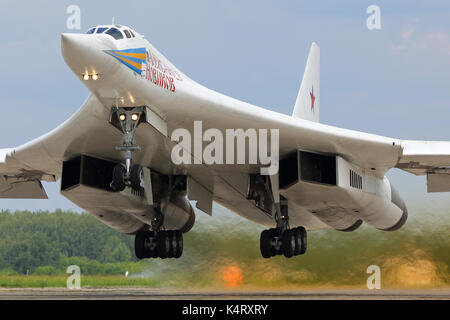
[0,210,137,275]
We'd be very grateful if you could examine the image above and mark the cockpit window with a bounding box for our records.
[129,30,135,37]
[86,28,95,34]
[105,27,124,40]
[96,27,108,34]
[124,29,132,38]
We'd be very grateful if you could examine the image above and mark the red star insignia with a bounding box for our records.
[310,86,315,111]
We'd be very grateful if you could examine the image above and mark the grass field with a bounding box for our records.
[0,200,448,290]
[0,275,159,288]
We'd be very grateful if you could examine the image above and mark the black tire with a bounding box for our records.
[282,229,295,258]
[111,164,126,191]
[260,230,273,259]
[156,231,170,259]
[174,231,183,258]
[167,231,178,258]
[130,164,143,191]
[298,226,307,255]
[151,249,159,258]
[134,231,147,259]
[144,231,156,258]
[293,228,301,256]
[269,228,281,256]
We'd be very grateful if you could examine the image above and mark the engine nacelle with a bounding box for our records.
[383,182,408,231]
[161,191,196,233]
[61,154,195,234]
[277,150,408,232]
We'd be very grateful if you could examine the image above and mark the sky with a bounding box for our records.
[0,0,450,213]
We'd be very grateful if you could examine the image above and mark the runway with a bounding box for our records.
[0,288,449,300]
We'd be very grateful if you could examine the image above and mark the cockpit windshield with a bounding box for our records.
[85,25,136,40]
[105,28,124,40]
[96,27,108,34]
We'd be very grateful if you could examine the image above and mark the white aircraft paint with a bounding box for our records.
[0,24,449,233]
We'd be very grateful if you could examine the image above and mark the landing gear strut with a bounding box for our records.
[109,106,146,192]
[252,174,307,258]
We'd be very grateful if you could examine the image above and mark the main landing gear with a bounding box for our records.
[135,230,183,259]
[133,182,186,260]
[260,226,307,258]
[250,174,308,259]
[133,176,186,260]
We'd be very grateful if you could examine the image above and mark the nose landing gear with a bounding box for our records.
[108,107,187,260]
[109,106,146,192]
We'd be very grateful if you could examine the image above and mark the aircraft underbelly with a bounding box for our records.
[213,173,331,231]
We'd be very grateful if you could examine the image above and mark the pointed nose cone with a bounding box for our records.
[61,33,118,77]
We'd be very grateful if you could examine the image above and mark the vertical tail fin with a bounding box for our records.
[292,42,320,122]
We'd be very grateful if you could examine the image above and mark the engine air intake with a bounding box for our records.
[280,150,337,189]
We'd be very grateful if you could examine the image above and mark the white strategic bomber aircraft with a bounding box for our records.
[1,24,450,259]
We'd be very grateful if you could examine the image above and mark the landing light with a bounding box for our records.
[131,114,139,121]
[82,73,99,80]
[119,114,126,121]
